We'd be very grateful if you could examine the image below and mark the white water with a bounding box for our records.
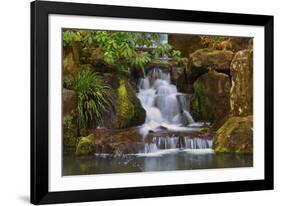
[137,67,213,153]
[137,67,195,136]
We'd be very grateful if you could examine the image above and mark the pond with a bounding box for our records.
[63,148,253,176]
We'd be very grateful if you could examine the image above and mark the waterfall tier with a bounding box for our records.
[137,67,195,136]
[143,136,213,153]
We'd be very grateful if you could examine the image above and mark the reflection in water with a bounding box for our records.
[63,149,253,176]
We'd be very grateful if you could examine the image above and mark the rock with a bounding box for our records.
[168,34,203,58]
[191,70,231,126]
[144,59,173,74]
[99,74,146,129]
[80,47,118,73]
[229,37,253,52]
[76,128,144,155]
[63,89,78,147]
[63,44,80,81]
[214,116,253,153]
[230,49,253,116]
[146,130,213,140]
[116,77,146,128]
[76,136,93,155]
[175,49,234,93]
[170,66,185,85]
[189,49,234,77]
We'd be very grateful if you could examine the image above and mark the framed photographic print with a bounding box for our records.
[31,0,274,204]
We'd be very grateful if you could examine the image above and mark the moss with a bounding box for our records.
[191,81,213,122]
[190,48,233,69]
[117,79,134,128]
[214,116,253,153]
[76,136,93,155]
[116,78,145,129]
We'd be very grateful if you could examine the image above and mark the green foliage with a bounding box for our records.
[70,70,112,129]
[62,29,182,73]
[63,30,82,46]
[152,43,181,63]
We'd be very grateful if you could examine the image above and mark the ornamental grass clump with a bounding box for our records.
[70,70,113,129]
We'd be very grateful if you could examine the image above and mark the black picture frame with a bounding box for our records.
[31,0,274,204]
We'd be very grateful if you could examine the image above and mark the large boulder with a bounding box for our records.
[63,89,78,147]
[214,116,253,153]
[230,49,253,116]
[176,49,234,93]
[99,74,146,129]
[168,34,203,58]
[188,49,234,79]
[76,128,144,156]
[191,70,231,127]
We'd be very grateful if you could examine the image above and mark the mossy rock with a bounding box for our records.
[76,136,93,155]
[230,49,253,116]
[191,70,230,126]
[190,48,233,70]
[116,77,146,129]
[214,116,253,153]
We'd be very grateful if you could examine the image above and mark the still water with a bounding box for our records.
[63,149,253,176]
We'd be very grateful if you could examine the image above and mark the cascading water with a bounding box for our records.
[143,136,213,153]
[137,67,195,135]
[137,67,213,153]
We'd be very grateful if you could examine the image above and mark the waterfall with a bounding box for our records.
[137,67,214,154]
[137,67,195,136]
[142,136,213,153]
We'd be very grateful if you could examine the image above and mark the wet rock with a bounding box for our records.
[144,59,173,75]
[191,70,231,126]
[63,89,78,147]
[214,116,253,153]
[146,130,214,141]
[76,136,93,155]
[76,128,144,155]
[230,49,253,116]
[99,74,146,129]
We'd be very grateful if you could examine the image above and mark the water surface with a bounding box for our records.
[63,149,253,176]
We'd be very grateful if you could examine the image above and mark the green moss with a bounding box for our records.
[214,116,253,153]
[76,136,93,155]
[116,78,145,129]
[117,79,134,128]
[191,81,213,122]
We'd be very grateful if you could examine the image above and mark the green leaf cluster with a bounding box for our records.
[62,29,182,73]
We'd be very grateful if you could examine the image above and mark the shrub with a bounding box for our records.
[70,70,113,129]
